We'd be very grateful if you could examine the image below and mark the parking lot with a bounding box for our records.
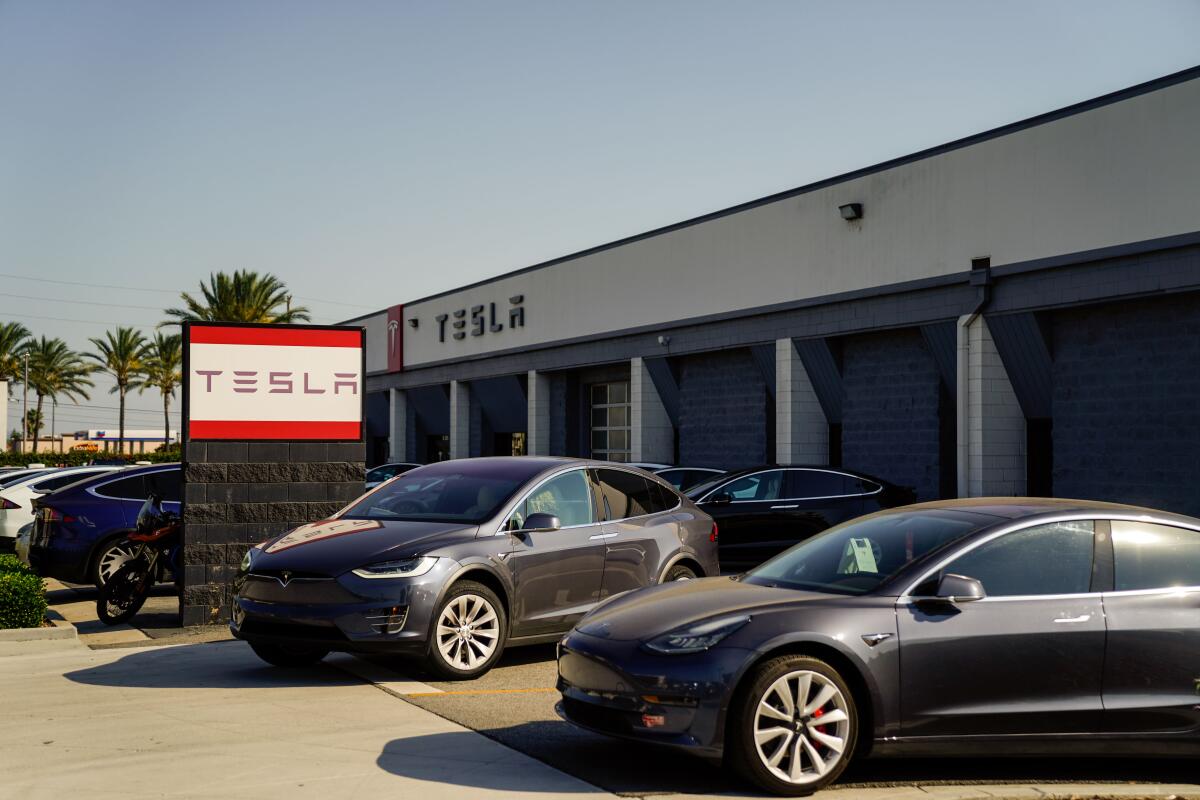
[35,585,1200,800]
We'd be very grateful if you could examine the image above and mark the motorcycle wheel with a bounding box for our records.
[96,560,152,626]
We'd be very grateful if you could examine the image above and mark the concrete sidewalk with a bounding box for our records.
[0,640,614,800]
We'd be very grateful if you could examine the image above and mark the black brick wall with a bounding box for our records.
[841,329,944,500]
[677,349,767,470]
[180,440,365,626]
[1052,293,1200,516]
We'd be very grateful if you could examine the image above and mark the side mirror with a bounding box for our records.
[708,492,733,506]
[932,573,986,604]
[520,513,561,533]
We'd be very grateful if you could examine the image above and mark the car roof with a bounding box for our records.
[706,464,897,485]
[893,496,1200,525]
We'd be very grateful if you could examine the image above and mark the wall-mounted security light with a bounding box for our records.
[407,318,419,328]
[657,335,671,346]
[839,203,863,221]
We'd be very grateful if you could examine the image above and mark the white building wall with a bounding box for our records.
[630,358,673,464]
[965,316,1027,496]
[775,339,829,464]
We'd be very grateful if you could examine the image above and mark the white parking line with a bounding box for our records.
[327,653,444,696]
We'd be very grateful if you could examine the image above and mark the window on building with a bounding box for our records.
[590,381,631,462]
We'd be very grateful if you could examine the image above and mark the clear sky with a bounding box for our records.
[1,0,1198,433]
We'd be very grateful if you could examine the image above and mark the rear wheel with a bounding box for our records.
[727,655,858,796]
[666,564,697,582]
[424,580,506,680]
[93,538,138,588]
[249,641,329,668]
[96,560,152,625]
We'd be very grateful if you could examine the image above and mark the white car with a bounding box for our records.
[0,466,123,544]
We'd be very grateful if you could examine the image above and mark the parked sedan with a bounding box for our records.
[653,467,725,492]
[231,457,719,678]
[364,462,422,490]
[686,466,914,571]
[558,498,1200,795]
[28,463,181,586]
[1,466,123,544]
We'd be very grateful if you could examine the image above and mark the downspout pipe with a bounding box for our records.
[956,261,992,498]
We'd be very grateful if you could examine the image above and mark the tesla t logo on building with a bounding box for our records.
[185,323,364,441]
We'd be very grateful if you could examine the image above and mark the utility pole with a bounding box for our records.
[52,399,57,453]
[21,352,28,454]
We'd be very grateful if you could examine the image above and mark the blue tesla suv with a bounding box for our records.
[28,463,181,587]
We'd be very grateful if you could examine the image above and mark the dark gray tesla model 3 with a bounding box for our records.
[557,498,1200,795]
[231,457,719,678]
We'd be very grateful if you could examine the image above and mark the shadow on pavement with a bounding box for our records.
[62,640,361,690]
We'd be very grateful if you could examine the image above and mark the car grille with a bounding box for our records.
[241,573,359,604]
[561,697,631,735]
[239,619,347,642]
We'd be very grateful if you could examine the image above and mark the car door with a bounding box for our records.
[697,470,787,571]
[757,469,862,555]
[593,467,677,598]
[1101,519,1200,733]
[897,519,1106,737]
[504,468,606,637]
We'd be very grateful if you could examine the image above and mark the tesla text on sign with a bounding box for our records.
[185,324,364,440]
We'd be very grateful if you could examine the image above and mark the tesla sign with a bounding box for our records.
[184,323,364,440]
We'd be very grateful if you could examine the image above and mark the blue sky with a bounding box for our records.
[1,0,1198,431]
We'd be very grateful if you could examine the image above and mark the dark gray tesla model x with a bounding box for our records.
[557,498,1200,795]
[231,457,719,678]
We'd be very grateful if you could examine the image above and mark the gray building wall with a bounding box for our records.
[1052,293,1200,517]
[677,349,768,470]
[841,329,945,500]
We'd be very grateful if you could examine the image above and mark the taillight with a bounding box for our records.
[1,498,19,510]
[710,523,719,543]
[44,508,77,524]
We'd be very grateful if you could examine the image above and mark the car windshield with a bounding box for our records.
[343,470,525,523]
[685,476,725,499]
[742,510,992,596]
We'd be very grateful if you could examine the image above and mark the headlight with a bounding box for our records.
[239,546,261,573]
[642,614,750,654]
[351,556,439,579]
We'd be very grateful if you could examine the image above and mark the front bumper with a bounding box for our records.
[229,560,452,654]
[556,629,750,757]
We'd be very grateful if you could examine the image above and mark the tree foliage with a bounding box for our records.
[163,270,311,324]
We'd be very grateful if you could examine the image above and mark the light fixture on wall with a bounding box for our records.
[657,335,671,346]
[838,203,863,221]
[407,318,419,328]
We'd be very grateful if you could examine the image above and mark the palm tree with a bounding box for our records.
[137,333,182,447]
[24,409,43,443]
[0,321,32,395]
[163,270,311,324]
[86,327,148,453]
[25,336,94,437]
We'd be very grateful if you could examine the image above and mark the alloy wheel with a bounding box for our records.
[435,593,500,671]
[97,542,137,585]
[752,669,852,786]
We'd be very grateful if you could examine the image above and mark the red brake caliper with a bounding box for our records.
[813,707,826,734]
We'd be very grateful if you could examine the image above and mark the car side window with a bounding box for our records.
[721,471,784,502]
[1111,521,1200,591]
[514,470,595,529]
[595,468,663,520]
[95,475,148,501]
[786,470,850,499]
[146,470,181,503]
[942,520,1096,597]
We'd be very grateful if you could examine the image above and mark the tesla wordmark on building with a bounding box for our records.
[185,323,364,440]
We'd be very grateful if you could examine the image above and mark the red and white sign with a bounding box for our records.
[185,324,364,441]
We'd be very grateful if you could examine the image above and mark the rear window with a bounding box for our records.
[95,475,146,500]
[594,468,675,520]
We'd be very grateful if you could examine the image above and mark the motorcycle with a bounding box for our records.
[96,494,180,626]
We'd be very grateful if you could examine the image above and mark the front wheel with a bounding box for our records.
[424,580,506,680]
[727,655,858,796]
[249,641,330,668]
[96,560,152,625]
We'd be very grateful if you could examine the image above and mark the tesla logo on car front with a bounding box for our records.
[278,571,292,586]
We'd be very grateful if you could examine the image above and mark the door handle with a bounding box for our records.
[1052,614,1091,624]
[588,532,618,541]
[770,504,798,510]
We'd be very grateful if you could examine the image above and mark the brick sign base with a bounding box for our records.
[180,441,365,626]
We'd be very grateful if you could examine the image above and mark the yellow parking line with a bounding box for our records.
[405,687,557,697]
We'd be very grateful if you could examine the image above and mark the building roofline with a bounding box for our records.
[344,64,1200,320]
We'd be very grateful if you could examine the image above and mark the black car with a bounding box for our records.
[557,498,1200,795]
[232,457,719,678]
[653,467,725,492]
[685,466,913,571]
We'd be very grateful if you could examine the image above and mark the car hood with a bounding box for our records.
[575,576,845,641]
[250,517,478,576]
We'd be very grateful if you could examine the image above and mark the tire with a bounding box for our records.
[727,655,858,796]
[424,580,507,680]
[248,641,330,668]
[666,564,698,582]
[92,537,138,588]
[96,561,152,625]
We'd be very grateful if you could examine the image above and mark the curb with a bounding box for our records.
[0,616,77,643]
[815,784,1200,800]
